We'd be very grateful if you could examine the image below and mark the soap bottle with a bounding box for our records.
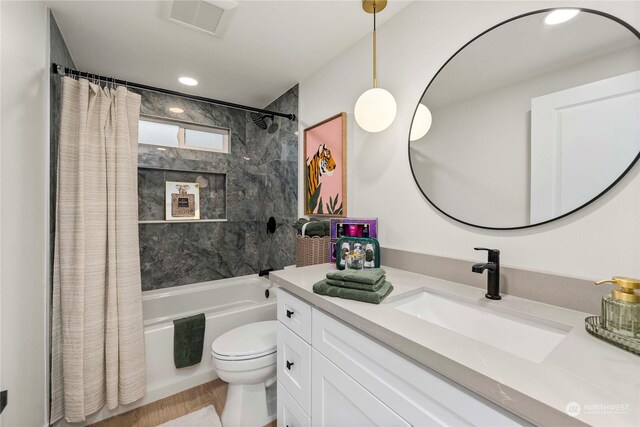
[596,276,640,338]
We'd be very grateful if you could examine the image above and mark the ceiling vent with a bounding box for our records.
[170,0,237,36]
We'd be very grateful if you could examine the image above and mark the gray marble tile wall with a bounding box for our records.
[48,9,298,290]
[135,86,298,290]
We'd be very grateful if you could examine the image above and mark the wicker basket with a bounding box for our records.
[295,235,330,267]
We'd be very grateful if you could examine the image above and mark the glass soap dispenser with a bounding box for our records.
[596,276,640,338]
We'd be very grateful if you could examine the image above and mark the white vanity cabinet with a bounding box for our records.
[277,289,528,427]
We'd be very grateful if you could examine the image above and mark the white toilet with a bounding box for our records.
[211,320,277,427]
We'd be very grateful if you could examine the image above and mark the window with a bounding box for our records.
[138,116,229,153]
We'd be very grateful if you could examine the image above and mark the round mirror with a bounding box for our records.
[409,9,640,229]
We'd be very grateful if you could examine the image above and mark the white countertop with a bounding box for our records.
[270,264,640,427]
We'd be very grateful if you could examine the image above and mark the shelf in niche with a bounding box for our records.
[138,219,228,224]
[138,165,223,174]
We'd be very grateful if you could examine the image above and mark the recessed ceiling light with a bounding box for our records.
[544,9,579,25]
[178,76,198,86]
[169,107,184,113]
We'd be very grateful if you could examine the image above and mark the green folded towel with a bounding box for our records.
[294,218,330,237]
[326,268,386,285]
[313,279,393,304]
[173,313,206,369]
[326,276,386,291]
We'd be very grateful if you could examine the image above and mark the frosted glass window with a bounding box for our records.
[138,117,229,153]
[138,120,179,147]
[184,128,226,151]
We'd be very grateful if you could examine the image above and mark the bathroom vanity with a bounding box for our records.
[271,264,640,427]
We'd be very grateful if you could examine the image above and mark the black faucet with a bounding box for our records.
[472,247,501,300]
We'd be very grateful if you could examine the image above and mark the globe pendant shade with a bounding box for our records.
[354,87,397,133]
[409,103,433,141]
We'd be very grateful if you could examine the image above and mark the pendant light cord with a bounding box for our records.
[372,2,377,88]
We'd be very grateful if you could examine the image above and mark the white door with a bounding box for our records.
[530,70,640,223]
[311,349,409,427]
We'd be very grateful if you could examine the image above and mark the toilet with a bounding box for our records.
[211,320,277,427]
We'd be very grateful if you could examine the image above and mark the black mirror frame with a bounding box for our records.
[408,8,640,230]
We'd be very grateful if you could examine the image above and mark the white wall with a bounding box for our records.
[0,1,49,426]
[299,0,640,280]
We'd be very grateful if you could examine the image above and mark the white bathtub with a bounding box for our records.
[72,274,277,426]
[143,275,277,398]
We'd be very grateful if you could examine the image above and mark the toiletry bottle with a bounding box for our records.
[337,223,344,238]
[364,243,375,268]
[348,243,364,270]
[363,224,370,237]
[339,241,351,268]
[596,276,640,338]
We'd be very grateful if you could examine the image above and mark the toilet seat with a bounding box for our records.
[211,320,277,361]
[212,348,275,361]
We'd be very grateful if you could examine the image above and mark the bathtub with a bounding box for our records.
[74,274,276,426]
[143,274,277,399]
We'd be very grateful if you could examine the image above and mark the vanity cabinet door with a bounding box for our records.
[311,349,410,427]
[312,308,529,426]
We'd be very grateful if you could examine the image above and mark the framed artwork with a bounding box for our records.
[304,112,347,216]
[165,181,200,220]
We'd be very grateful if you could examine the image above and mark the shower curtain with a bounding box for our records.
[51,77,146,423]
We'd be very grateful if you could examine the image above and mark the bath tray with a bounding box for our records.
[585,316,640,356]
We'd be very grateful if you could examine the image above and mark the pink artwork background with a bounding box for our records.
[306,115,344,214]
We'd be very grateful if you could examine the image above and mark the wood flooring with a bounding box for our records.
[89,379,277,427]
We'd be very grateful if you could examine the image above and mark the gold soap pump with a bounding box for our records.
[595,276,640,338]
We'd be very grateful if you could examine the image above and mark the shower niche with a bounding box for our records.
[138,167,227,223]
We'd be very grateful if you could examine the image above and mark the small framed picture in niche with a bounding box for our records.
[165,181,200,220]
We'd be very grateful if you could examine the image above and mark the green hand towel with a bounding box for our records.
[326,276,386,291]
[313,279,393,304]
[173,313,206,369]
[326,268,386,285]
[294,218,330,237]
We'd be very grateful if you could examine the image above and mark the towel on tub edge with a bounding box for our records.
[173,313,206,369]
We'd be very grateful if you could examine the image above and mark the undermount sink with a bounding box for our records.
[391,290,571,363]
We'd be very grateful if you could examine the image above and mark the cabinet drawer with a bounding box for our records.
[278,289,312,343]
[277,381,311,427]
[278,322,312,415]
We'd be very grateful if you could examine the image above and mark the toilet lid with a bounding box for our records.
[211,320,277,360]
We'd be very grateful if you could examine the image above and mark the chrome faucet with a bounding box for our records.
[472,247,501,300]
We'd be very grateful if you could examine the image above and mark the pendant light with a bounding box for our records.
[354,0,397,133]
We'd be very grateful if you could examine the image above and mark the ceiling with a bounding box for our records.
[48,0,411,108]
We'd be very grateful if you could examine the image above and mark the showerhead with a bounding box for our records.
[250,112,279,133]
[250,112,270,130]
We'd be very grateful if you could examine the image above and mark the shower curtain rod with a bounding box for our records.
[51,63,296,121]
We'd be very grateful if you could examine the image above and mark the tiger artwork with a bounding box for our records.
[306,143,336,213]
